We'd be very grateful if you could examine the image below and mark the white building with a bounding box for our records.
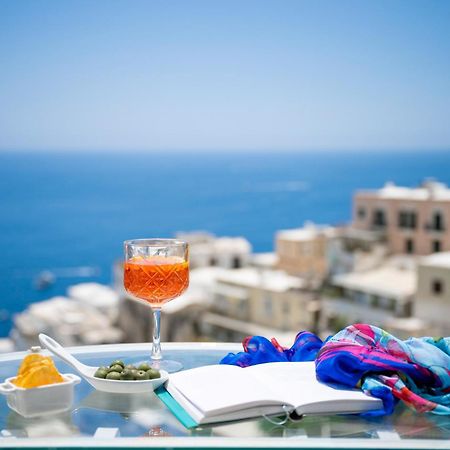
[416,252,450,336]
[11,283,122,350]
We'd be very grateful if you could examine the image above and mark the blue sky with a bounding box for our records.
[0,0,449,152]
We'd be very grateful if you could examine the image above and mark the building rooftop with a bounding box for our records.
[212,237,252,253]
[332,262,417,300]
[277,222,336,241]
[13,295,123,348]
[67,283,118,311]
[176,231,215,244]
[357,180,450,201]
[250,252,278,268]
[420,252,450,269]
[182,235,252,255]
[217,267,306,292]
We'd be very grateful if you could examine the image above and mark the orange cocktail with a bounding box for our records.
[124,256,189,306]
[123,239,189,372]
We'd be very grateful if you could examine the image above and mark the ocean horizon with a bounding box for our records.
[1,149,449,337]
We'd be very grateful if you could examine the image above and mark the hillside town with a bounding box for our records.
[7,179,450,351]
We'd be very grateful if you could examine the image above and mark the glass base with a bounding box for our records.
[138,359,183,373]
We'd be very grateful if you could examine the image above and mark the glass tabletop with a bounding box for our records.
[1,343,450,449]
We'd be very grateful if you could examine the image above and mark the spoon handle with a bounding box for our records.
[39,333,89,372]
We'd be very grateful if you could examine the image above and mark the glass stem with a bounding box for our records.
[151,308,162,361]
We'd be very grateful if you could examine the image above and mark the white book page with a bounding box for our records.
[166,364,285,417]
[247,362,382,414]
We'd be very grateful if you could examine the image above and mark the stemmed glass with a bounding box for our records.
[123,239,189,373]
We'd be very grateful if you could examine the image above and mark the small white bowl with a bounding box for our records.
[0,373,80,418]
[85,369,169,394]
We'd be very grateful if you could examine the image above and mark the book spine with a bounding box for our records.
[154,386,199,429]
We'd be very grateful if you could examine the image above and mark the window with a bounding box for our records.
[302,242,312,256]
[402,301,413,317]
[431,279,444,295]
[349,290,358,303]
[370,295,380,308]
[263,293,273,316]
[405,238,414,254]
[398,211,417,229]
[385,298,396,312]
[354,291,368,305]
[432,240,442,253]
[232,256,241,269]
[215,294,228,313]
[432,212,444,231]
[357,207,366,219]
[378,297,389,309]
[238,299,248,316]
[372,209,386,227]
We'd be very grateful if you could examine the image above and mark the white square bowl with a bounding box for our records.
[0,373,80,418]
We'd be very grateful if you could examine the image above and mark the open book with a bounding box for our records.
[156,362,383,428]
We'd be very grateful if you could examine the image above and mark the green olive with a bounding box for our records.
[108,364,124,373]
[110,360,125,368]
[147,369,161,379]
[138,362,152,371]
[94,368,108,379]
[106,371,121,380]
[125,364,137,371]
[135,370,149,380]
[120,369,135,380]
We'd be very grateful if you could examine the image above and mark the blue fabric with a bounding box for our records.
[220,332,322,366]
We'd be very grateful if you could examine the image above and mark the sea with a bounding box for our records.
[0,150,449,337]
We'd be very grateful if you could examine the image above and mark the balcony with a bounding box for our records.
[425,223,446,233]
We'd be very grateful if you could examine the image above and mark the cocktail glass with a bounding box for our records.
[123,239,189,373]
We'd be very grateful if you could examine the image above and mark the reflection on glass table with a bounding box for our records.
[1,343,450,448]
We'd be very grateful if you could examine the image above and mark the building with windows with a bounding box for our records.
[326,227,387,277]
[276,223,336,280]
[353,180,450,256]
[276,222,386,281]
[12,283,123,350]
[416,252,450,335]
[202,267,319,343]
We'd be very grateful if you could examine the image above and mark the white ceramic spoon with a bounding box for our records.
[38,334,168,394]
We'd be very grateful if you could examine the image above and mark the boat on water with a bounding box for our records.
[34,271,56,290]
[33,266,101,291]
